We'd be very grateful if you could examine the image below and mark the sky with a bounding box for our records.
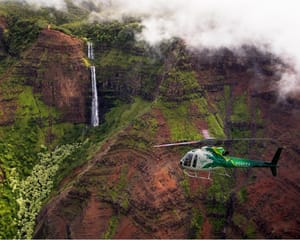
[8,0,300,98]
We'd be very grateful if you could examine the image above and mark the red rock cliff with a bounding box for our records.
[17,29,89,123]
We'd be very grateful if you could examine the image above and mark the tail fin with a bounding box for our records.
[270,148,283,176]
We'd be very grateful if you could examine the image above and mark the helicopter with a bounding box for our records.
[154,137,282,180]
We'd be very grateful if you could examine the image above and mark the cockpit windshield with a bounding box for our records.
[183,153,193,167]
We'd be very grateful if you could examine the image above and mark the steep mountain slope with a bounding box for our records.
[34,42,300,238]
[34,107,189,239]
[0,3,299,238]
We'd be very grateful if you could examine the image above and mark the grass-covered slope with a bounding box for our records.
[0,3,90,237]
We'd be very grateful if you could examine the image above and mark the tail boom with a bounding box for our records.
[227,147,282,176]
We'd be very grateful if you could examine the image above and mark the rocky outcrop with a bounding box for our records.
[17,29,89,123]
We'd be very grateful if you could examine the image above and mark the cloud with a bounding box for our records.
[72,0,300,98]
[7,0,300,98]
[6,0,67,10]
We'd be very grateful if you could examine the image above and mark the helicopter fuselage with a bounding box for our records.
[179,146,272,172]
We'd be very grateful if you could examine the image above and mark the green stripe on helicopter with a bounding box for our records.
[203,146,276,169]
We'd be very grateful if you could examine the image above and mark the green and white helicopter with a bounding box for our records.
[154,137,282,180]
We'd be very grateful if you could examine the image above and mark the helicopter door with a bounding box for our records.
[192,154,198,168]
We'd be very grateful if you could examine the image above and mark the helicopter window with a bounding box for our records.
[192,155,198,168]
[183,154,193,167]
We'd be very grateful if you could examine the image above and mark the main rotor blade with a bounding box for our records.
[217,138,278,144]
[153,138,278,148]
[153,140,201,148]
[153,138,216,148]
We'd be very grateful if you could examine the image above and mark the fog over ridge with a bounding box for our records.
[7,0,300,98]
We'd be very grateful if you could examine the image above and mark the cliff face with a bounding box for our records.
[0,10,299,237]
[17,29,89,123]
[34,43,300,239]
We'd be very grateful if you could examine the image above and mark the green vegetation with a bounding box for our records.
[4,16,40,56]
[0,57,15,76]
[9,143,83,239]
[0,72,86,238]
[103,215,119,239]
[159,69,200,101]
[207,113,224,138]
[0,1,87,57]
[0,176,18,239]
[64,20,141,49]
[104,98,151,132]
[237,187,248,204]
[255,107,264,125]
[156,94,225,142]
[88,97,152,144]
[82,57,91,67]
[52,136,91,189]
[105,165,130,212]
[196,97,225,138]
[0,79,150,237]
[0,2,268,239]
[215,85,229,121]
[124,113,159,150]
[179,174,190,197]
[205,173,234,235]
[188,208,204,238]
[99,49,153,68]
[231,95,250,122]
[96,48,161,100]
[232,213,256,238]
[245,222,256,238]
[224,85,231,100]
[0,84,66,176]
[157,100,202,141]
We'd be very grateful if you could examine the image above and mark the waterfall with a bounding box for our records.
[90,66,99,127]
[87,42,94,60]
[88,41,99,127]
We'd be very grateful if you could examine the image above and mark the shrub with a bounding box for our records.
[8,143,82,239]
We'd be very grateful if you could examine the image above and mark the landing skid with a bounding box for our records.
[183,169,231,180]
[183,170,212,180]
[218,171,231,178]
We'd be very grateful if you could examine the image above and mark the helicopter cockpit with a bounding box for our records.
[180,149,201,169]
[180,148,214,170]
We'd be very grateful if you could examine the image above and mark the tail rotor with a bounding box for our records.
[270,148,283,176]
